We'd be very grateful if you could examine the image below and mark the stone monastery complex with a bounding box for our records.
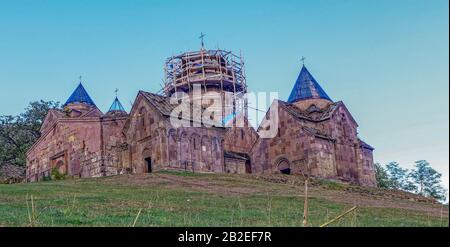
[26,44,377,187]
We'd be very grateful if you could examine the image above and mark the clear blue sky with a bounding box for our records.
[0,0,448,190]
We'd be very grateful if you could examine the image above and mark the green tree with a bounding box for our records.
[0,100,60,169]
[374,163,391,188]
[385,162,416,192]
[409,160,447,201]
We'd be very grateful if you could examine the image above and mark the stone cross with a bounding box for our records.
[301,56,306,65]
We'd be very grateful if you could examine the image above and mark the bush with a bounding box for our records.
[42,175,52,181]
[51,168,66,180]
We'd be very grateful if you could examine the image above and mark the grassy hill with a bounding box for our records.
[0,171,448,227]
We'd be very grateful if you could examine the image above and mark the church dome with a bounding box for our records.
[288,65,332,103]
[108,97,126,112]
[64,83,96,107]
[106,97,127,117]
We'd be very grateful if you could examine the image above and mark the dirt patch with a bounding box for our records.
[98,172,448,218]
[156,173,263,196]
[101,173,262,196]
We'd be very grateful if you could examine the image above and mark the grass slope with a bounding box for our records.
[0,171,448,227]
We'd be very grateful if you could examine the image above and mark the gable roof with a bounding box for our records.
[278,100,339,122]
[140,91,176,117]
[139,91,224,128]
[49,108,67,118]
[64,83,96,107]
[277,99,358,126]
[39,109,66,132]
[80,107,103,118]
[359,139,374,150]
[288,65,332,103]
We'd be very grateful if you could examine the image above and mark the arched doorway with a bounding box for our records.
[245,160,252,174]
[142,148,152,173]
[145,157,152,173]
[277,158,291,175]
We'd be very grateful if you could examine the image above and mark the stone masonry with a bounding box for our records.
[26,49,376,186]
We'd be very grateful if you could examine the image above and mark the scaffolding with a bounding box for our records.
[163,49,247,96]
[163,48,248,124]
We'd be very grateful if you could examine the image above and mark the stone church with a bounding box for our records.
[26,46,376,186]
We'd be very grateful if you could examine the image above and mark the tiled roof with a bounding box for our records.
[140,91,223,127]
[288,65,332,103]
[359,139,374,150]
[108,97,126,113]
[140,91,176,117]
[64,83,96,107]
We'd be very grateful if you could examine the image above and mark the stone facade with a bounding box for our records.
[26,55,376,187]
[26,85,128,182]
[248,65,376,186]
[121,92,226,174]
[250,99,376,186]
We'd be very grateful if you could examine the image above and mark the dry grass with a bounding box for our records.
[0,171,447,227]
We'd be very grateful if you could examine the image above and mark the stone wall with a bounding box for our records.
[308,137,337,178]
[358,147,377,187]
[224,157,246,174]
[250,106,315,175]
[223,127,257,153]
[102,116,129,175]
[249,102,377,186]
[26,119,103,181]
[26,93,376,187]
[124,94,226,175]
[26,112,128,182]
[326,104,363,183]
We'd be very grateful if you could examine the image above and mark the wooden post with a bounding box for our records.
[302,176,309,227]
[320,206,358,227]
[302,161,311,227]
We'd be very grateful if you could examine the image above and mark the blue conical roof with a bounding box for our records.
[288,65,332,103]
[64,83,96,106]
[108,97,126,112]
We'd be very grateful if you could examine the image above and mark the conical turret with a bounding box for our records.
[64,83,96,107]
[107,97,126,113]
[288,65,332,103]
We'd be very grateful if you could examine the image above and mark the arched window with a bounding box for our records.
[341,113,348,137]
[169,129,177,142]
[212,138,219,151]
[191,134,201,151]
[138,107,147,131]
